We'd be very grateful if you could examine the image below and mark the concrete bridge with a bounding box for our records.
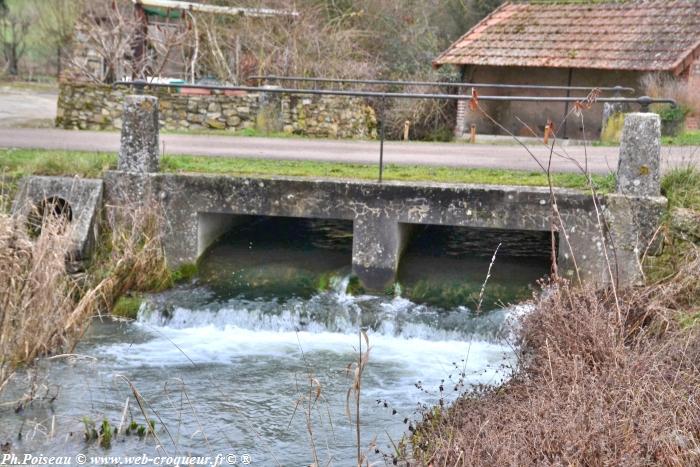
[101,95,666,290]
[14,95,667,291]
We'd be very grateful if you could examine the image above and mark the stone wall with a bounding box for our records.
[56,82,377,139]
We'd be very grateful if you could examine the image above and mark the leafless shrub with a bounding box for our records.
[412,249,700,466]
[229,3,378,82]
[68,0,138,83]
[69,0,191,83]
[384,84,457,141]
[642,73,700,115]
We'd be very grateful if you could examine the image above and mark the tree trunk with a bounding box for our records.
[56,45,62,79]
[7,43,18,75]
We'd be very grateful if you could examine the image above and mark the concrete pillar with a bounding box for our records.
[118,95,160,173]
[352,215,413,291]
[257,85,284,133]
[454,95,468,138]
[616,112,661,196]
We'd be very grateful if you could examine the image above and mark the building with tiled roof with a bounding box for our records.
[435,0,700,139]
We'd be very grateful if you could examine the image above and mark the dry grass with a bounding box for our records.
[79,200,172,321]
[642,74,700,115]
[412,247,700,466]
[0,197,170,395]
[0,208,78,392]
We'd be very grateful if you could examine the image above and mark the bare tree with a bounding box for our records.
[69,0,192,83]
[137,9,192,81]
[70,0,139,83]
[0,0,33,76]
[35,0,81,78]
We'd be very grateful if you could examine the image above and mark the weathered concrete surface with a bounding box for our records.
[118,95,160,173]
[617,113,661,196]
[353,217,414,290]
[603,194,667,284]
[12,176,103,262]
[104,172,664,290]
[669,207,700,243]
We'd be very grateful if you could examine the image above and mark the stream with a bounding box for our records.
[0,217,548,466]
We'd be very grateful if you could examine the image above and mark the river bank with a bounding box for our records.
[412,166,700,466]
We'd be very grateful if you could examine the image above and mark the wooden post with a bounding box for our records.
[470,124,477,144]
[403,120,410,141]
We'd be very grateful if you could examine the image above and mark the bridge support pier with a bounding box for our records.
[352,215,414,292]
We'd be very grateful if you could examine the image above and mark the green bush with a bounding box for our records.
[658,105,690,136]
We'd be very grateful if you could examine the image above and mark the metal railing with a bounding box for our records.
[250,75,636,94]
[114,80,676,182]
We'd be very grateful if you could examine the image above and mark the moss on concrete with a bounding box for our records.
[601,112,625,144]
[171,262,198,283]
[112,295,143,319]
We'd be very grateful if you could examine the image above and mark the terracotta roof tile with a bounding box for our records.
[434,1,700,73]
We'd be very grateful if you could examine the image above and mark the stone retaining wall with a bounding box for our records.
[56,82,377,139]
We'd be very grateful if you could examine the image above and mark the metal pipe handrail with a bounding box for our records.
[114,81,669,107]
[113,80,676,183]
[250,75,635,94]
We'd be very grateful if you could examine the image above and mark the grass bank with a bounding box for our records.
[412,165,700,466]
[0,148,615,201]
[662,130,700,146]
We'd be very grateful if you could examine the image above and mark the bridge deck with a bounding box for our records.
[105,172,664,290]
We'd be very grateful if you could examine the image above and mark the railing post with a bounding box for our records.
[133,79,147,96]
[118,95,160,173]
[637,96,653,113]
[378,97,386,183]
[616,112,661,196]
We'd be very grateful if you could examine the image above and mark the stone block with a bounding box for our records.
[12,176,103,264]
[206,118,226,129]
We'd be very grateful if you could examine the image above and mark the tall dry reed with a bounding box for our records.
[0,198,170,394]
[0,209,77,392]
[412,248,700,466]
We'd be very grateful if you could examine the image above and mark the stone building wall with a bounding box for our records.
[685,61,700,131]
[454,65,645,140]
[56,83,377,139]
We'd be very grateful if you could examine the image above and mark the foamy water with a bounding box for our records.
[0,284,522,466]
